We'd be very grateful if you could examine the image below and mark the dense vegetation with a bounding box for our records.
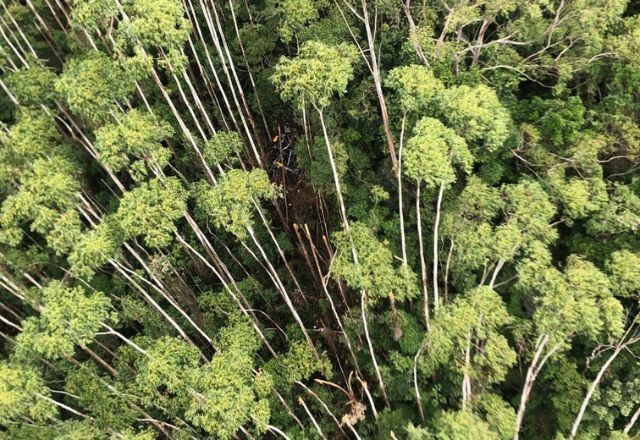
[0,0,639,438]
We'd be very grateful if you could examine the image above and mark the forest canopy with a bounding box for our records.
[0,0,639,439]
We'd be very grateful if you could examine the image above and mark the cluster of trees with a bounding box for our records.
[0,0,639,438]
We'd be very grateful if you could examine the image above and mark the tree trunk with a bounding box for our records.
[414,341,427,421]
[569,344,624,440]
[624,405,640,434]
[571,327,640,439]
[514,335,558,439]
[317,107,351,233]
[416,182,430,329]
[433,183,445,312]
[398,115,408,266]
[360,0,398,173]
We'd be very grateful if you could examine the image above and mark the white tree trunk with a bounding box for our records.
[416,182,430,329]
[433,183,445,312]
[514,335,559,439]
[398,116,408,266]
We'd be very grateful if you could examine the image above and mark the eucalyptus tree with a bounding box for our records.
[192,169,275,240]
[0,155,79,251]
[335,0,400,172]
[331,221,419,346]
[272,40,356,231]
[114,177,187,248]
[273,40,395,405]
[420,286,516,410]
[399,0,628,86]
[4,62,57,107]
[387,65,444,323]
[513,251,625,439]
[404,117,472,314]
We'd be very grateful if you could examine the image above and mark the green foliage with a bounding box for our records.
[387,65,444,115]
[202,131,244,167]
[297,135,349,193]
[473,394,516,440]
[0,156,80,248]
[115,177,186,247]
[68,220,122,278]
[404,117,472,188]
[239,24,278,65]
[587,365,640,438]
[47,210,83,255]
[441,175,554,287]
[525,97,586,148]
[606,250,640,297]
[586,184,640,235]
[0,362,57,425]
[119,428,157,440]
[15,281,114,360]
[442,176,503,247]
[541,359,586,432]
[119,296,173,338]
[266,339,332,387]
[125,0,191,52]
[134,319,273,439]
[0,421,105,440]
[270,0,319,42]
[71,0,118,31]
[4,63,57,107]
[421,287,516,387]
[438,84,512,153]
[65,365,137,430]
[549,171,608,221]
[520,253,625,347]
[503,180,557,246]
[331,222,419,303]
[3,109,61,163]
[55,52,136,123]
[135,336,200,410]
[186,318,271,438]
[272,41,357,109]
[94,109,173,180]
[192,169,275,239]
[2,2,640,439]
[407,410,500,440]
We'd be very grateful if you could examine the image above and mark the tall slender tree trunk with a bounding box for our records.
[197,0,263,164]
[175,232,278,357]
[414,340,427,421]
[514,335,559,440]
[624,406,640,434]
[416,182,430,329]
[316,107,350,232]
[401,0,429,66]
[227,0,271,139]
[360,0,397,172]
[433,183,445,313]
[398,115,408,266]
[317,105,390,406]
[461,329,472,409]
[570,325,640,440]
[569,344,623,440]
[247,226,318,358]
